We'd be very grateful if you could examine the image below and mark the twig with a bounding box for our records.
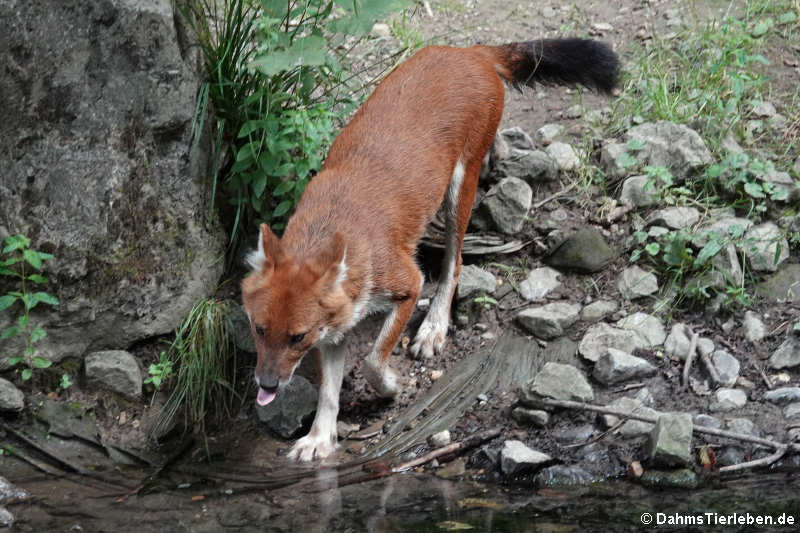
[561,419,626,449]
[682,327,700,391]
[533,181,578,209]
[612,382,646,394]
[758,365,773,390]
[421,0,434,17]
[718,445,789,473]
[1,423,88,475]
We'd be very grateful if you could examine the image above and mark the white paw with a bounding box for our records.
[409,314,448,359]
[362,360,400,398]
[286,432,337,462]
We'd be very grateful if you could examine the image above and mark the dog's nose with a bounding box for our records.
[258,374,279,391]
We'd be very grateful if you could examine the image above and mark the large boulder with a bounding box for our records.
[0,0,225,365]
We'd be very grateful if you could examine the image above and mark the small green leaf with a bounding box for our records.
[27,274,48,284]
[252,174,267,197]
[8,356,24,366]
[60,374,72,389]
[2,234,30,254]
[32,356,52,369]
[1,325,20,339]
[17,314,28,328]
[744,181,765,198]
[626,138,646,151]
[645,242,661,256]
[0,294,17,312]
[273,200,293,218]
[696,239,724,265]
[21,368,32,381]
[616,152,637,169]
[33,292,59,307]
[30,325,47,343]
[751,18,773,37]
[778,11,798,25]
[23,249,43,269]
[272,180,295,197]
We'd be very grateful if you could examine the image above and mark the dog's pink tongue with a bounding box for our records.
[257,387,276,406]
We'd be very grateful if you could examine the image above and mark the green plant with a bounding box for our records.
[59,373,72,390]
[181,0,411,260]
[145,350,174,390]
[474,294,499,310]
[149,299,237,438]
[0,235,59,381]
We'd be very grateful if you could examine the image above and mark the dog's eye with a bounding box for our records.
[289,333,306,345]
[255,326,265,338]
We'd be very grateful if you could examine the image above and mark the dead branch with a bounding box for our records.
[718,445,789,474]
[682,328,700,391]
[391,428,502,473]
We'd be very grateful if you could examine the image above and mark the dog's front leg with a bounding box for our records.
[287,341,347,462]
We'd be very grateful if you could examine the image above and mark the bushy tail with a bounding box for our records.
[491,38,619,94]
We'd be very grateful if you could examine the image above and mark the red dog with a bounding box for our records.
[242,39,618,461]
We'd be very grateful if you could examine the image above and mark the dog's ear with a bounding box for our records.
[310,232,347,289]
[246,223,282,272]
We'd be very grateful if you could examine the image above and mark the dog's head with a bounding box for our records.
[241,224,352,406]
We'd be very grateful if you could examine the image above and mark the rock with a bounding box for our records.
[725,418,755,435]
[519,267,562,301]
[721,133,744,154]
[623,121,713,181]
[532,207,570,232]
[551,424,595,444]
[520,362,594,404]
[544,228,616,273]
[619,175,659,207]
[534,465,598,487]
[757,264,800,304]
[516,302,582,339]
[646,207,701,230]
[716,446,747,467]
[751,100,777,117]
[511,407,550,427]
[337,421,359,439]
[491,148,557,183]
[0,507,13,528]
[617,266,659,300]
[783,403,800,419]
[564,104,583,119]
[435,457,467,479]
[709,350,740,387]
[691,215,753,248]
[85,350,142,398]
[256,375,317,439]
[579,322,647,362]
[593,348,657,385]
[500,127,535,151]
[600,141,631,178]
[647,413,693,467]
[664,323,693,360]
[500,440,552,475]
[0,378,24,411]
[229,302,256,353]
[761,169,800,202]
[591,22,614,33]
[481,177,533,234]
[712,243,744,286]
[604,396,660,437]
[0,0,226,365]
[639,469,698,489]
[545,142,581,171]
[743,222,789,272]
[534,124,565,145]
[693,414,721,429]
[369,22,391,38]
[768,337,800,369]
[429,430,451,448]
[764,387,800,405]
[616,312,666,347]
[710,388,747,412]
[456,265,497,301]
[580,300,619,322]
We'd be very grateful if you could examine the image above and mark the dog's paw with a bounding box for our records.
[287,433,337,462]
[363,362,399,398]
[409,315,448,359]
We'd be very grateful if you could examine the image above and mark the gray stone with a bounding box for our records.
[0,378,24,411]
[783,402,800,419]
[492,148,557,183]
[580,300,618,322]
[511,407,550,427]
[751,100,777,117]
[336,421,359,439]
[742,311,765,342]
[229,302,256,353]
[600,141,631,179]
[369,22,391,38]
[768,337,800,370]
[604,396,661,437]
[623,121,713,181]
[725,417,755,436]
[693,414,722,429]
[619,175,660,207]
[521,362,594,403]
[593,348,657,385]
[429,430,451,448]
[618,266,659,299]
[85,350,142,398]
[639,469,698,489]
[534,465,599,487]
[710,350,740,387]
[544,228,616,273]
[481,177,533,234]
[0,0,226,365]
[534,123,565,145]
[647,413,693,467]
[500,440,552,475]
[761,169,800,202]
[743,222,789,272]
[500,127,535,151]
[712,243,744,286]
[519,267,562,301]
[616,312,666,347]
[0,507,13,528]
[647,207,701,230]
[516,302,582,339]
[256,375,317,439]
[710,388,747,412]
[456,265,497,301]
[764,387,800,405]
[579,322,647,362]
[757,264,800,304]
[664,323,695,361]
[691,216,753,248]
[721,133,744,154]
[564,104,583,119]
[546,142,581,171]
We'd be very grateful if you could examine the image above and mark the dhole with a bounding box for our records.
[242,38,618,461]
